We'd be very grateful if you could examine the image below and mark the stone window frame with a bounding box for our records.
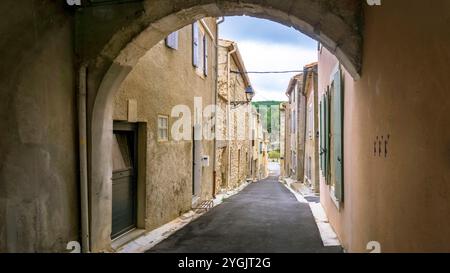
[157,115,169,142]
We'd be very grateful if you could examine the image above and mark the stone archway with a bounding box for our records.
[83,0,363,251]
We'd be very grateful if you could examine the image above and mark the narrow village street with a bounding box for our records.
[147,172,342,253]
[1,1,449,256]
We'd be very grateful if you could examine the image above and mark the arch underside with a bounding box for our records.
[84,0,363,251]
[85,0,362,81]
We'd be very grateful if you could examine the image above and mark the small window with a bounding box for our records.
[158,115,169,141]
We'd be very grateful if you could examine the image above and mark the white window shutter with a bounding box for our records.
[165,31,178,50]
[192,22,199,67]
[203,35,208,76]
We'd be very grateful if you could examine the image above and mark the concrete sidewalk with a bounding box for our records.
[147,176,342,253]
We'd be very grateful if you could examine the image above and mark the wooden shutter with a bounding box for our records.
[325,91,330,185]
[319,100,324,174]
[192,23,199,68]
[203,35,208,76]
[333,67,344,201]
[165,31,178,49]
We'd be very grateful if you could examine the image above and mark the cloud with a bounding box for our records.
[220,16,318,102]
[235,40,318,101]
[254,88,289,102]
[220,16,317,48]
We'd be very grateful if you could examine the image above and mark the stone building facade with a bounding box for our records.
[215,39,254,193]
[249,108,269,181]
[283,63,319,193]
[279,102,287,178]
[303,63,320,193]
[285,74,305,181]
[111,18,217,244]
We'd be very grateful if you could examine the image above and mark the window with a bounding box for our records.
[331,68,344,202]
[320,66,344,203]
[307,156,312,179]
[238,149,241,179]
[192,22,209,77]
[291,109,295,134]
[158,115,169,141]
[165,31,179,50]
[112,133,132,172]
[291,151,296,173]
[308,103,313,140]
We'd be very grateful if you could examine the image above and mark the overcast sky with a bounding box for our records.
[220,16,318,102]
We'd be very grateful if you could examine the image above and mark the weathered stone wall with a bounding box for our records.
[113,19,217,232]
[215,41,252,191]
[0,1,78,252]
[304,68,320,193]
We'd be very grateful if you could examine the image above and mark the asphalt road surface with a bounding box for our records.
[148,176,342,253]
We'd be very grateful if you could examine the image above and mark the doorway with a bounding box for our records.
[111,122,138,239]
[192,124,202,197]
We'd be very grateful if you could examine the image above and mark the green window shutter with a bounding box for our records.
[325,91,330,185]
[333,67,344,201]
[319,100,324,173]
[192,22,199,67]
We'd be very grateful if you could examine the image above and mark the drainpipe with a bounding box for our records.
[227,43,237,190]
[78,64,90,253]
[201,19,216,41]
[213,17,225,198]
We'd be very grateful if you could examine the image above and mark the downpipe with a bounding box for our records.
[78,64,90,253]
[213,17,225,198]
[227,43,237,190]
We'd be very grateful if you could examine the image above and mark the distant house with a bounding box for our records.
[279,102,288,178]
[249,108,269,181]
[285,74,304,181]
[303,63,319,193]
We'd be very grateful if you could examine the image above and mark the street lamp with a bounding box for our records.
[231,86,255,107]
[245,86,255,102]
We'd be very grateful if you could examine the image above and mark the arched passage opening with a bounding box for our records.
[1,0,449,254]
[83,0,363,252]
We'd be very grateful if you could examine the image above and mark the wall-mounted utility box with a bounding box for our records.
[201,156,210,167]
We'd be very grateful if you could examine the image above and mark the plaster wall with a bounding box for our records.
[304,72,319,192]
[113,19,217,232]
[319,0,450,252]
[0,1,78,252]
